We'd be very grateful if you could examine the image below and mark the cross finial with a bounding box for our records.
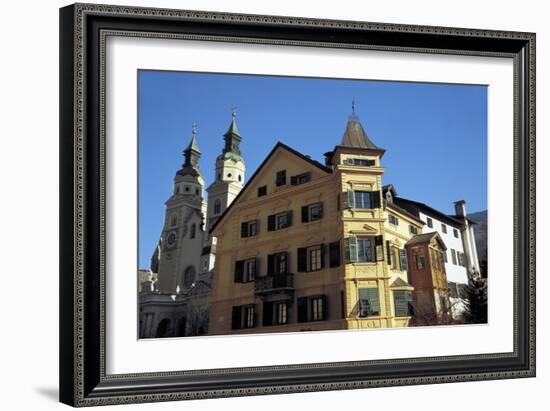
[351,98,356,116]
[191,122,198,136]
[230,107,238,118]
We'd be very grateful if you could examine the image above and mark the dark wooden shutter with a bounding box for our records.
[241,222,248,238]
[262,302,273,326]
[297,248,307,272]
[399,249,409,271]
[301,206,309,223]
[286,210,293,227]
[297,297,308,322]
[290,175,298,185]
[254,257,260,277]
[372,190,381,208]
[320,244,326,269]
[375,235,384,261]
[386,241,392,265]
[234,260,244,282]
[340,290,345,318]
[345,235,358,262]
[276,170,286,186]
[267,214,275,231]
[318,202,324,219]
[329,241,341,267]
[231,306,241,329]
[267,254,275,276]
[322,295,329,321]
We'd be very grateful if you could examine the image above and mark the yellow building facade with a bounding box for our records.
[208,114,424,335]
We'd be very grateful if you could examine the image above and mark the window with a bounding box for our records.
[409,225,418,235]
[195,188,199,195]
[227,173,232,178]
[182,266,196,289]
[170,214,177,227]
[346,235,383,263]
[301,202,323,223]
[297,295,328,322]
[393,291,413,317]
[451,249,457,265]
[388,214,399,226]
[190,223,196,239]
[257,185,267,197]
[240,220,258,238]
[358,288,380,317]
[267,252,288,275]
[426,217,433,228]
[232,304,255,329]
[441,223,448,234]
[345,190,381,209]
[213,199,221,215]
[290,172,311,186]
[297,245,324,272]
[453,228,459,238]
[234,258,257,283]
[344,158,376,166]
[238,174,242,182]
[443,250,448,263]
[262,301,289,326]
[275,170,287,186]
[413,248,425,270]
[457,252,465,267]
[267,211,293,231]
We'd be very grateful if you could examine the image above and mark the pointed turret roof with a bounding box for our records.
[178,125,202,177]
[185,132,201,154]
[340,103,381,150]
[224,112,241,138]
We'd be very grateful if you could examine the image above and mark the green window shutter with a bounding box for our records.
[322,295,329,321]
[393,291,409,317]
[234,260,244,283]
[372,190,381,208]
[345,235,358,262]
[329,241,341,267]
[301,206,309,223]
[375,235,384,261]
[240,222,248,238]
[297,297,308,322]
[399,249,409,271]
[263,302,273,326]
[267,214,276,231]
[297,247,307,272]
[346,190,355,208]
[231,306,242,330]
[367,288,381,315]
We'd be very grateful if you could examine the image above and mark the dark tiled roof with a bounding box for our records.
[341,117,382,150]
[386,202,425,225]
[448,214,478,225]
[209,142,332,234]
[394,197,463,228]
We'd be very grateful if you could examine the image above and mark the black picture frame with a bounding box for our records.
[59,3,536,407]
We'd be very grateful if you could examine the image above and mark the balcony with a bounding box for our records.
[255,273,294,296]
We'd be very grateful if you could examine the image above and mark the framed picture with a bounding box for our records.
[59,3,535,407]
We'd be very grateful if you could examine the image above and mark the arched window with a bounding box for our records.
[190,223,196,239]
[170,214,177,227]
[214,199,221,215]
[195,188,199,195]
[183,266,196,289]
[238,174,242,182]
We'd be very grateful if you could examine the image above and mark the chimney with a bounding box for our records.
[454,200,467,217]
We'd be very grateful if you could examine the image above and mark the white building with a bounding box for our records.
[386,187,481,319]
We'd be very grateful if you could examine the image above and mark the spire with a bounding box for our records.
[340,101,382,150]
[179,124,201,176]
[222,109,243,160]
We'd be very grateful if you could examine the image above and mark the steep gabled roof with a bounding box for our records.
[340,115,382,150]
[393,196,463,228]
[209,142,332,234]
[405,232,447,250]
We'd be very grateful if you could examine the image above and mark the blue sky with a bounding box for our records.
[139,70,487,268]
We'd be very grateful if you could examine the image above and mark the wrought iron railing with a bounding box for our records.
[254,273,294,294]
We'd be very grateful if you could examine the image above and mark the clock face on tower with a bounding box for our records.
[165,230,178,250]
